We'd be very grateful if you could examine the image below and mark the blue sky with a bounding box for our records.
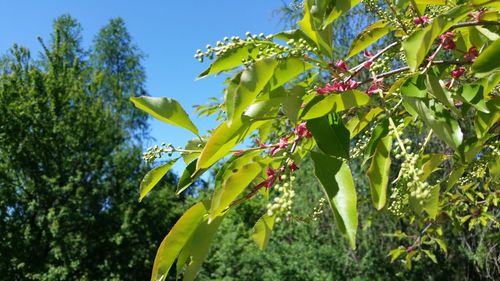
[0,0,288,174]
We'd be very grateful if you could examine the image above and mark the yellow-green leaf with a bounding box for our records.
[346,107,383,138]
[151,202,207,281]
[348,20,391,58]
[252,213,276,250]
[197,44,259,79]
[301,90,371,120]
[139,158,178,202]
[131,96,199,136]
[209,161,262,220]
[323,0,363,28]
[471,39,500,78]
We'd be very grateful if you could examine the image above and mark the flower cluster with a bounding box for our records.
[316,80,360,95]
[266,175,296,222]
[143,143,175,163]
[451,67,465,79]
[463,47,479,61]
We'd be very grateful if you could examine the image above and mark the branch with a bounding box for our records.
[360,60,472,84]
[450,20,500,31]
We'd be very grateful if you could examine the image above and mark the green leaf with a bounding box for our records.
[474,98,500,139]
[182,137,206,164]
[402,96,463,149]
[364,120,389,164]
[422,185,440,219]
[298,0,333,58]
[457,84,489,113]
[366,134,392,210]
[348,20,391,58]
[311,151,358,249]
[307,114,350,159]
[425,73,458,114]
[139,159,178,202]
[269,58,314,90]
[252,213,276,250]
[471,39,500,78]
[418,153,447,181]
[197,44,258,79]
[346,107,383,138]
[402,5,471,71]
[226,58,278,125]
[301,90,371,120]
[131,96,199,136]
[151,202,207,281]
[423,249,438,264]
[209,161,262,220]
[182,215,224,281]
[414,0,445,4]
[196,120,270,170]
[323,0,362,28]
[177,158,206,195]
[389,246,406,263]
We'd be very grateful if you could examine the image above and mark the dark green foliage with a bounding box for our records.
[0,15,188,281]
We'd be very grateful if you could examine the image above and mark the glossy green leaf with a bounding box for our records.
[177,158,206,195]
[311,151,358,249]
[414,0,445,4]
[151,202,206,281]
[139,158,178,202]
[198,44,258,79]
[301,90,371,120]
[366,134,392,210]
[298,0,333,58]
[196,120,269,171]
[418,154,447,181]
[182,137,206,164]
[307,114,350,159]
[402,96,463,149]
[252,213,276,250]
[209,161,262,220]
[274,29,317,48]
[182,215,224,281]
[323,0,362,28]
[422,185,440,219]
[389,246,406,263]
[457,84,489,113]
[269,58,314,90]
[131,96,199,136]
[364,120,389,164]
[471,39,500,78]
[348,20,391,58]
[346,107,383,138]
[425,73,458,114]
[474,98,500,139]
[226,58,278,125]
[402,5,471,71]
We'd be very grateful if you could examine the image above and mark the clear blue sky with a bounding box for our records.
[0,0,288,174]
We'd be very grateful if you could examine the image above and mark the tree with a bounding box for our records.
[91,18,148,138]
[133,0,499,280]
[0,15,186,281]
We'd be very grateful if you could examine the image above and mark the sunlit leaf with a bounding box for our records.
[348,20,391,58]
[301,90,371,120]
[226,58,278,125]
[298,0,333,58]
[197,44,258,79]
[471,39,500,78]
[323,0,363,28]
[252,213,276,250]
[139,158,178,202]
[151,202,207,281]
[131,96,199,136]
[346,107,383,138]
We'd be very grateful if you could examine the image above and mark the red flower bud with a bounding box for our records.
[439,32,455,50]
[413,15,429,26]
[289,161,299,172]
[464,47,479,61]
[335,60,349,72]
[451,67,465,79]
